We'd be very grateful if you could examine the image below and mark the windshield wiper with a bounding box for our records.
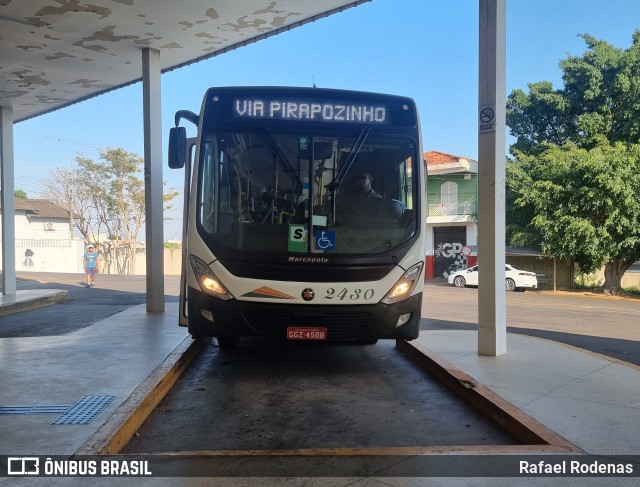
[326,128,370,226]
[330,128,370,189]
[255,123,299,183]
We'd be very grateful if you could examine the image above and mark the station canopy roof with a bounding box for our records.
[0,0,368,123]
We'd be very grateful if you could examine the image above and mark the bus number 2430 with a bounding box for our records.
[324,288,374,300]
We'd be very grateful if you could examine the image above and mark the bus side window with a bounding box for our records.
[200,143,216,233]
[399,209,416,237]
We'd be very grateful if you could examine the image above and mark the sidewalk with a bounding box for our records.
[413,330,640,455]
[0,287,639,483]
[0,288,69,317]
[0,301,189,456]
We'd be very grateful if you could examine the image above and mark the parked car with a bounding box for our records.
[446,263,466,277]
[447,264,538,291]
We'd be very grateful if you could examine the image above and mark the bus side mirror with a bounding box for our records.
[168,126,187,169]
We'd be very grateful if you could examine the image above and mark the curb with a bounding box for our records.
[75,336,205,455]
[0,290,69,318]
[396,339,580,452]
[76,335,580,455]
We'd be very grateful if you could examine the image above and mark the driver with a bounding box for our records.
[354,172,382,199]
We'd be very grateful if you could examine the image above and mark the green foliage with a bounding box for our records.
[507,81,571,155]
[506,31,640,293]
[509,142,640,275]
[507,32,640,154]
[574,272,602,289]
[74,149,146,245]
[14,189,27,199]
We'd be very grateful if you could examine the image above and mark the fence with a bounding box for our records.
[1,235,183,275]
[428,202,476,217]
[0,237,85,273]
[15,237,71,248]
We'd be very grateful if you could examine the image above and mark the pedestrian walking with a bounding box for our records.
[24,248,35,269]
[83,244,100,287]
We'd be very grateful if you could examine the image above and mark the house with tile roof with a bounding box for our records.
[0,198,85,273]
[423,153,640,288]
[424,153,577,288]
[424,151,478,279]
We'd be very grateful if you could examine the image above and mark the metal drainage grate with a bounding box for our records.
[51,395,115,425]
[0,405,70,415]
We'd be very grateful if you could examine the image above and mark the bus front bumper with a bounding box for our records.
[187,287,422,342]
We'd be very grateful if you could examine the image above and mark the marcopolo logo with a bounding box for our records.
[7,457,39,475]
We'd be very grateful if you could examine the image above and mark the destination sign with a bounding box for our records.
[233,98,388,124]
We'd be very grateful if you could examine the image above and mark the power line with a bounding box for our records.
[15,128,104,151]
[15,177,44,187]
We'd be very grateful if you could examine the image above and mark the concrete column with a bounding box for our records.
[142,48,165,312]
[477,0,506,355]
[1,106,16,295]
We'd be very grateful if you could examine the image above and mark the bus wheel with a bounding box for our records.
[357,337,379,345]
[192,336,212,344]
[216,336,239,349]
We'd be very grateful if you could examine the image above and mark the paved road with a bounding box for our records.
[0,272,179,338]
[3,273,639,366]
[123,337,517,454]
[421,282,640,366]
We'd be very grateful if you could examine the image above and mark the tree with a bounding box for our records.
[508,32,640,152]
[43,148,179,275]
[43,167,107,245]
[14,189,27,198]
[507,143,640,294]
[506,31,640,294]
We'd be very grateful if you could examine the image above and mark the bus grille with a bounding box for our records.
[242,309,373,339]
[221,260,394,282]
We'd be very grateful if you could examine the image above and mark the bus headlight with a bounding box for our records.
[189,255,233,300]
[382,262,423,305]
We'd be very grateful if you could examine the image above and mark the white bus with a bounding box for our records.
[169,86,425,348]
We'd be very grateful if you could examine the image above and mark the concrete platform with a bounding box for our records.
[0,289,69,317]
[0,302,189,456]
[412,330,640,456]
[0,291,639,484]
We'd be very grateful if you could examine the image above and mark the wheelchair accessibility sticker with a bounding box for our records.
[315,230,336,251]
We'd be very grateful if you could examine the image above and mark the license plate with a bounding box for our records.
[286,327,327,340]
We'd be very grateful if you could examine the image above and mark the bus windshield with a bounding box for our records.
[197,127,418,255]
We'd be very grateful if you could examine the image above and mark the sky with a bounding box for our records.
[11,0,640,241]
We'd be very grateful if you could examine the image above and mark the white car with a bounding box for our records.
[447,264,538,292]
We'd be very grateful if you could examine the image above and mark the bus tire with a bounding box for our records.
[357,337,379,345]
[216,336,239,349]
[192,336,212,343]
